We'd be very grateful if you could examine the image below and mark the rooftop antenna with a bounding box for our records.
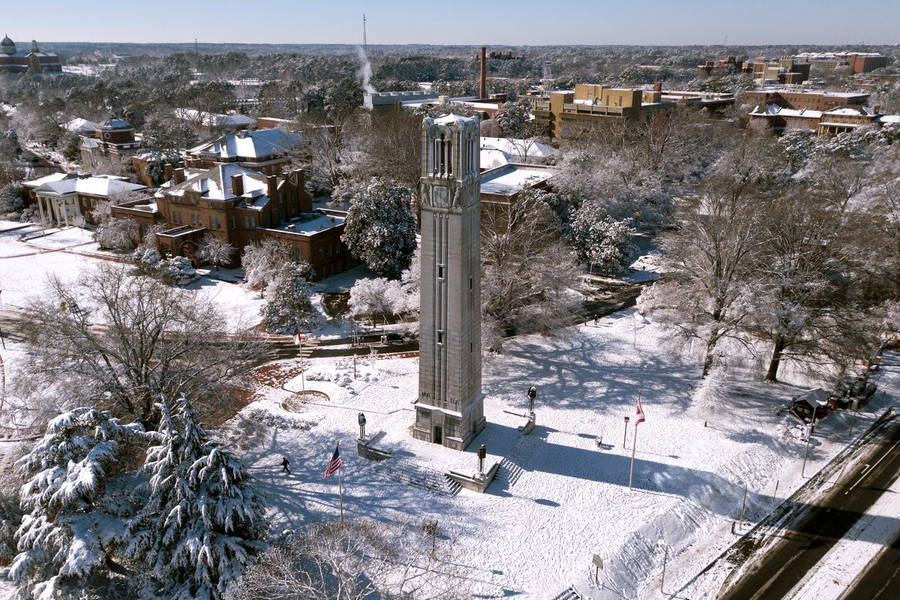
[362,14,367,53]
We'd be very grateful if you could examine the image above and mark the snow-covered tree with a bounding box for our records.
[124,397,266,600]
[242,239,292,290]
[10,408,146,599]
[197,234,235,270]
[260,263,320,334]
[341,178,417,279]
[495,101,532,139]
[570,204,636,274]
[348,277,405,325]
[0,183,25,215]
[160,256,197,286]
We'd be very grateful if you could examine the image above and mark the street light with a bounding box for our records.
[477,444,486,476]
[358,412,367,441]
[527,386,537,414]
[623,415,630,448]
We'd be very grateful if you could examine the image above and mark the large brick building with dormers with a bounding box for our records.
[0,36,62,74]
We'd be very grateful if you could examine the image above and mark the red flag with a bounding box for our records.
[324,443,341,478]
[293,330,301,346]
[635,398,646,426]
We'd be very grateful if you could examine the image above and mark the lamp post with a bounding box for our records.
[477,444,486,476]
[623,415,630,448]
[358,412,367,441]
[527,386,536,414]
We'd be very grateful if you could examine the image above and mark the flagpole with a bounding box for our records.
[338,457,344,524]
[629,422,638,489]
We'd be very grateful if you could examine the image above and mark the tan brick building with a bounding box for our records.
[744,89,870,112]
[530,83,675,138]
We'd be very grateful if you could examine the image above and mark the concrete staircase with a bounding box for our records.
[375,460,462,497]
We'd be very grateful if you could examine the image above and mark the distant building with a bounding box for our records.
[184,128,305,176]
[743,89,870,112]
[148,163,352,277]
[0,37,62,74]
[748,104,896,136]
[26,173,148,227]
[479,137,557,170]
[80,117,142,169]
[792,51,889,74]
[530,83,675,138]
[363,90,507,119]
[174,108,256,133]
[697,56,742,77]
[743,58,811,85]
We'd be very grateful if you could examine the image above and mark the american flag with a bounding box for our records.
[323,443,341,478]
[635,398,646,426]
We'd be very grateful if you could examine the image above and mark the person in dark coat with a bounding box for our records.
[281,456,291,474]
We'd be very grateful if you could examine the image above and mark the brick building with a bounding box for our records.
[748,104,895,136]
[697,56,742,77]
[743,89,870,112]
[184,128,305,176]
[479,163,558,231]
[793,52,889,74]
[743,59,811,85]
[145,163,352,278]
[80,117,142,169]
[0,37,62,74]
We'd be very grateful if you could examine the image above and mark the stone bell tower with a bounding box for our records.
[413,114,485,451]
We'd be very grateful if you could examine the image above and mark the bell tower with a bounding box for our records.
[413,114,485,450]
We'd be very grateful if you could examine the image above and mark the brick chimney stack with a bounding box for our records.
[231,173,244,197]
[653,81,663,93]
[164,163,173,181]
[267,174,279,202]
[480,46,487,100]
[173,168,185,184]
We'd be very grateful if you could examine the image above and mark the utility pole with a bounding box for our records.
[362,14,367,52]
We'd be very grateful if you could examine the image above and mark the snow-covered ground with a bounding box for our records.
[222,310,897,599]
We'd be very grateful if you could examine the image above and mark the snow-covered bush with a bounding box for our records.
[0,462,23,567]
[124,397,266,600]
[94,217,138,252]
[0,183,24,215]
[10,408,147,598]
[242,408,314,431]
[260,262,321,334]
[341,178,417,279]
[132,244,164,275]
[160,255,196,286]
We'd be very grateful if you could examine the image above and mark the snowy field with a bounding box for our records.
[222,311,898,599]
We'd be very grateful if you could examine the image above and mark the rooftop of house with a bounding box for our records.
[100,117,134,131]
[167,163,270,205]
[270,211,346,235]
[22,172,74,189]
[479,163,558,197]
[32,174,147,198]
[174,108,257,129]
[751,88,870,98]
[480,136,557,170]
[188,128,304,160]
[63,117,100,133]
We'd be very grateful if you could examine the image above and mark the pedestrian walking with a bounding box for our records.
[281,456,291,474]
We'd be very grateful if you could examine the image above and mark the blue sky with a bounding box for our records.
[2,0,898,45]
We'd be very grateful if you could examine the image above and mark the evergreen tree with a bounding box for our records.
[10,408,146,599]
[125,397,267,600]
[341,178,417,279]
[260,262,320,334]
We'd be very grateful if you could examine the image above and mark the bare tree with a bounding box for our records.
[233,519,471,600]
[19,264,267,428]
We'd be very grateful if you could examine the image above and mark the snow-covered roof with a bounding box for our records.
[754,88,868,99]
[480,137,557,170]
[100,117,133,130]
[63,118,99,133]
[22,172,73,189]
[188,128,303,160]
[479,164,558,197]
[174,108,257,129]
[749,105,822,119]
[274,212,345,235]
[167,163,269,204]
[822,106,875,117]
[33,175,147,198]
[433,113,478,126]
[879,115,900,124]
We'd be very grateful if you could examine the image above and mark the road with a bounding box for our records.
[717,416,900,600]
[842,530,900,600]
